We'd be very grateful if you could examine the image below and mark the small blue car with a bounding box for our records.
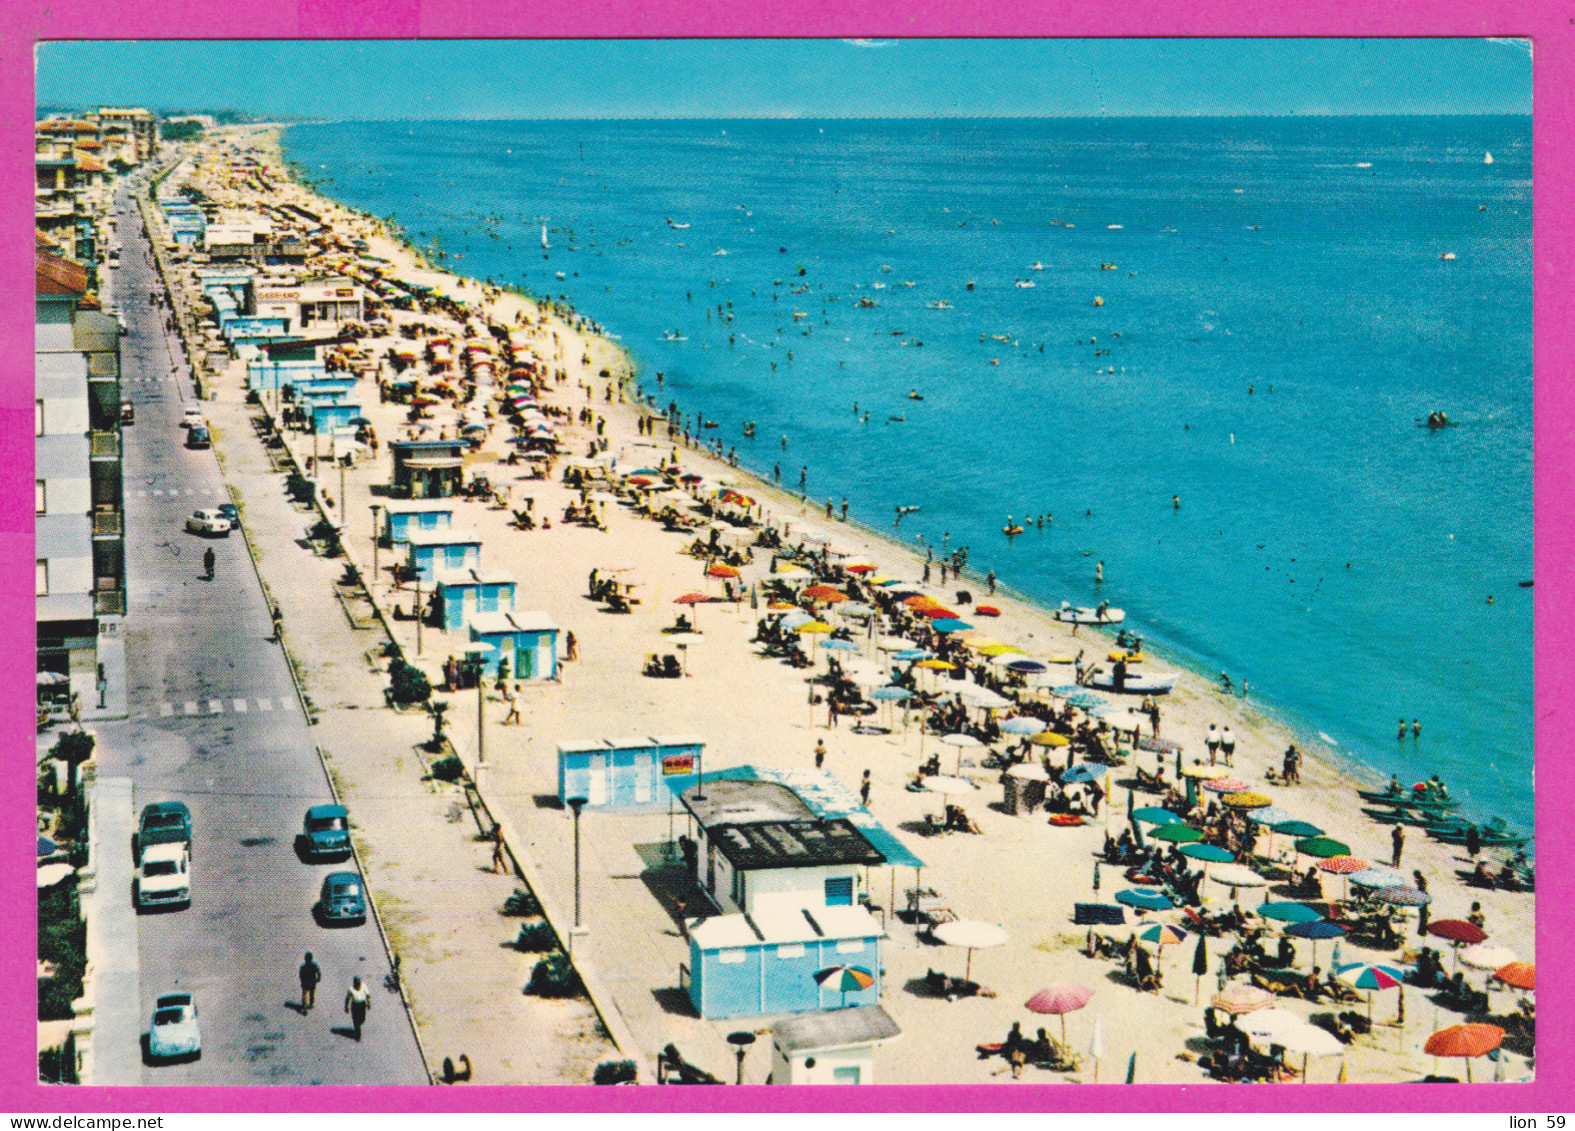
[318,871,367,926]
[147,993,201,1062]
[302,804,351,860]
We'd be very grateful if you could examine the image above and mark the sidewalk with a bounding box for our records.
[203,372,616,1084]
[83,776,141,1085]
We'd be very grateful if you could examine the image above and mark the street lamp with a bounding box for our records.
[726,1031,756,1085]
[370,504,382,590]
[567,796,588,936]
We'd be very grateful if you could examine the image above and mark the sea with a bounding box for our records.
[283,116,1533,834]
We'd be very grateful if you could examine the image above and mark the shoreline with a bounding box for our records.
[190,123,1532,1083]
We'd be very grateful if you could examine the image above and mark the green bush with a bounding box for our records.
[38,1039,77,1084]
[339,563,361,586]
[513,920,557,952]
[38,882,85,1022]
[309,519,342,558]
[286,471,316,505]
[429,754,464,783]
[593,1059,637,1085]
[526,951,581,998]
[502,887,541,917]
[388,660,431,706]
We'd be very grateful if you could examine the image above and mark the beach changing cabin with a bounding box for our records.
[555,734,704,809]
[769,1006,902,1084]
[468,611,558,681]
[434,567,515,632]
[684,904,886,1020]
[405,528,481,585]
[390,438,466,499]
[305,398,362,433]
[384,501,454,545]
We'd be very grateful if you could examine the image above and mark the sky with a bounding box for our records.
[36,38,1531,119]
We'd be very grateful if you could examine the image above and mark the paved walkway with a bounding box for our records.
[202,370,615,1084]
[84,777,141,1085]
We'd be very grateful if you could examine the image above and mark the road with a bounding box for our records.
[88,177,426,1085]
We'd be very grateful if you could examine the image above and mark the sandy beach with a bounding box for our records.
[164,124,1534,1085]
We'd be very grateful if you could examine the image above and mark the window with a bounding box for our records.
[35,399,45,436]
[824,877,854,906]
[835,938,865,954]
[35,480,46,515]
[832,1066,862,1085]
[36,560,48,596]
[730,865,746,908]
[775,944,805,959]
[716,949,746,965]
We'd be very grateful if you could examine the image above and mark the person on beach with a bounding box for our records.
[1412,870,1428,895]
[565,631,578,661]
[860,769,872,807]
[1220,726,1235,766]
[491,824,508,873]
[828,696,841,729]
[1465,825,1482,859]
[1468,901,1486,930]
[815,739,827,768]
[986,570,997,595]
[1206,724,1220,765]
[503,684,522,725]
[800,467,807,490]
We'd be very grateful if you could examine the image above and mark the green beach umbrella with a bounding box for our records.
[1132,807,1181,826]
[1296,836,1352,859]
[1274,820,1324,838]
[1180,843,1234,863]
[1151,824,1203,844]
[1259,901,1323,924]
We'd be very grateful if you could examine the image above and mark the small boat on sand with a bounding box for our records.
[1055,603,1125,625]
[1086,670,1175,695]
[1356,788,1459,811]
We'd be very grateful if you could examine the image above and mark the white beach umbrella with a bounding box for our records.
[922,775,977,796]
[1005,762,1051,782]
[939,733,984,749]
[1239,1008,1306,1042]
[1460,944,1517,971]
[932,919,1009,981]
[957,684,1011,709]
[1209,863,1269,888]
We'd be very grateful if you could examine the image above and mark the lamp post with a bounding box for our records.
[567,796,587,941]
[474,653,486,766]
[339,455,347,529]
[415,574,423,655]
[726,1031,756,1085]
[370,504,381,591]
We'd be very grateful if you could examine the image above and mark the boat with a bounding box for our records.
[1015,280,1035,288]
[1356,162,1373,168]
[555,271,566,280]
[714,249,728,256]
[1086,670,1175,695]
[1054,604,1125,625]
[1355,787,1460,811]
[1003,525,1023,536]
[926,300,952,310]
[541,225,549,250]
[1108,224,1123,230]
[1485,152,1494,164]
[1030,262,1045,270]
[1427,821,1528,849]
[1441,252,1456,261]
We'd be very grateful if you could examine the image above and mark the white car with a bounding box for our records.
[147,993,201,1061]
[180,409,205,429]
[136,842,191,910]
[185,509,231,536]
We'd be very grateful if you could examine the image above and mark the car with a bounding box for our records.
[185,509,231,537]
[135,801,192,862]
[121,402,135,425]
[147,993,201,1061]
[136,842,191,910]
[301,804,351,860]
[186,424,212,450]
[317,871,367,926]
[180,409,205,429]
[216,502,239,526]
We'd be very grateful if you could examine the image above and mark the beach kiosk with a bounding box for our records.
[405,528,481,585]
[384,501,455,545]
[468,610,559,681]
[684,903,886,1020]
[768,1006,902,1085]
[390,438,466,499]
[434,566,516,632]
[555,734,704,810]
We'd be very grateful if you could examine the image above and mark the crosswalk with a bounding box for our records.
[151,695,296,719]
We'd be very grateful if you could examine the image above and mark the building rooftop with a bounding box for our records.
[406,527,481,547]
[469,610,558,636]
[434,567,514,588]
[36,250,87,297]
[705,818,886,872]
[687,905,883,949]
[679,778,815,827]
[772,1005,902,1057]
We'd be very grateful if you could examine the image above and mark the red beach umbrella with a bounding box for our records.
[706,563,740,579]
[845,564,876,574]
[1424,1023,1504,1081]
[1211,983,1275,1015]
[1202,777,1250,794]
[921,606,961,620]
[1429,920,1488,945]
[1025,983,1095,1042]
[803,584,849,603]
[1318,856,1369,874]
[675,593,708,606]
[1493,962,1535,991]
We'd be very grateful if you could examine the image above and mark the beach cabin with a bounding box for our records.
[679,780,886,917]
[468,610,559,681]
[555,734,704,810]
[684,904,886,1020]
[405,527,481,586]
[247,357,326,394]
[305,398,362,434]
[390,438,466,499]
[434,567,516,632]
[769,1006,902,1085]
[384,501,455,545]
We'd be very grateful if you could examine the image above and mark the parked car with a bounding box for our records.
[216,502,239,526]
[147,993,201,1061]
[185,509,231,536]
[120,402,135,425]
[180,409,205,429]
[317,871,367,926]
[186,424,212,449]
[136,842,191,910]
[135,801,192,863]
[301,804,351,860]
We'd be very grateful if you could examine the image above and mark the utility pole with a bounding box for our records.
[415,575,423,655]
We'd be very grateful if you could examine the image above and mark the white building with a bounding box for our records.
[769,1005,902,1085]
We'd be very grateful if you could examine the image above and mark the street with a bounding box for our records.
[88,180,427,1086]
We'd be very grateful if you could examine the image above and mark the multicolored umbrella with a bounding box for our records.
[1335,961,1408,991]
[1202,777,1250,793]
[803,584,849,602]
[813,964,876,1007]
[1374,885,1431,907]
[1138,923,1189,946]
[1211,982,1275,1014]
[1318,856,1370,874]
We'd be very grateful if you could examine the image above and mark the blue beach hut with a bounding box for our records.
[467,610,558,681]
[434,567,515,632]
[384,501,455,545]
[405,528,481,585]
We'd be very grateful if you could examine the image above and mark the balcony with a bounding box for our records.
[91,510,122,538]
[88,431,120,460]
[93,589,125,616]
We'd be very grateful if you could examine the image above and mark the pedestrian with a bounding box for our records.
[815,739,827,769]
[565,630,578,661]
[841,497,849,521]
[298,952,321,1012]
[491,824,508,873]
[270,603,284,641]
[1088,779,1104,816]
[1149,701,1161,738]
[344,975,371,1040]
[1391,825,1405,868]
[859,769,872,807]
[922,561,931,583]
[1412,869,1428,894]
[1417,902,1430,938]
[494,657,511,693]
[1289,745,1303,783]
[1465,824,1481,859]
[986,570,997,595]
[202,546,215,580]
[503,683,522,725]
[799,466,807,490]
[1205,724,1220,765]
[1219,725,1235,767]
[828,697,840,729]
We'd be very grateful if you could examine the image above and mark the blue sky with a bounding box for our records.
[36,39,1530,118]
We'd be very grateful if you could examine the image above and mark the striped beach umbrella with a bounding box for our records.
[1202,777,1250,793]
[1212,982,1275,1014]
[813,964,875,1008]
[1375,885,1431,907]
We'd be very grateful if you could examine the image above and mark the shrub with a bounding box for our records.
[38,1039,77,1084]
[526,951,581,998]
[502,887,541,917]
[339,563,361,587]
[285,472,315,505]
[37,881,85,1021]
[309,519,342,558]
[593,1060,637,1085]
[52,731,95,795]
[426,700,450,748]
[388,660,431,706]
[428,754,464,783]
[514,920,557,952]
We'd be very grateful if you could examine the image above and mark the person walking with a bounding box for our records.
[828,696,840,730]
[298,952,321,1013]
[202,546,215,580]
[1219,725,1235,767]
[986,570,997,595]
[859,769,872,807]
[503,683,522,725]
[1465,824,1482,859]
[1205,724,1220,765]
[1391,825,1405,868]
[344,975,371,1040]
[815,739,827,769]
[491,824,508,874]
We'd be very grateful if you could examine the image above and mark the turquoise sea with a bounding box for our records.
[284,116,1533,832]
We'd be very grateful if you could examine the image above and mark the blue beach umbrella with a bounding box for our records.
[1062,764,1105,785]
[1115,889,1173,912]
[1286,919,1347,969]
[878,579,909,587]
[893,649,933,662]
[1349,867,1406,889]
[999,717,1046,735]
[870,686,911,702]
[37,836,57,857]
[1258,902,1323,924]
[931,619,974,633]
[1249,806,1297,828]
[779,611,815,630]
[1008,659,1048,673]
[1132,807,1181,826]
[840,602,875,616]
[1052,685,1083,697]
[821,639,860,652]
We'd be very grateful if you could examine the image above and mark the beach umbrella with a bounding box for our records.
[1222,792,1272,811]
[893,649,933,662]
[821,639,860,652]
[1318,855,1369,874]
[1007,659,1048,674]
[1115,889,1173,912]
[1278,1021,1346,1081]
[1192,933,1209,1004]
[1125,1051,1137,1084]
[1424,1023,1503,1081]
[37,863,75,888]
[1429,920,1488,945]
[1139,923,1188,947]
[1348,866,1405,889]
[1150,824,1203,844]
[839,601,875,617]
[1178,762,1221,779]
[976,642,1021,656]
[940,733,983,749]
[675,592,708,606]
[921,776,976,797]
[1240,1007,1306,1042]
[975,605,1002,617]
[1460,944,1516,971]
[1249,806,1297,828]
[1336,960,1409,1021]
[813,964,875,1008]
[1061,764,1104,785]
[779,611,815,630]
[915,658,955,671]
[1202,777,1250,794]
[1007,762,1051,783]
[1294,836,1350,859]
[766,601,799,612]
[847,669,888,688]
[1180,843,1234,864]
[1492,962,1535,991]
[1028,731,1070,748]
[932,919,1008,981]
[706,563,740,579]
[37,836,58,857]
[1273,820,1325,838]
[1211,982,1275,1014]
[795,621,833,635]
[803,584,848,603]
[1025,983,1095,1042]
[1259,902,1322,924]
[845,564,876,574]
[904,595,941,609]
[1089,1016,1105,1081]
[1375,885,1431,907]
[932,619,974,633]
[957,684,1011,709]
[1286,919,1347,969]
[999,717,1045,735]
[1208,863,1268,889]
[870,686,910,702]
[1131,806,1180,826]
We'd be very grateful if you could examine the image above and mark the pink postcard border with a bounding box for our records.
[2,3,1561,1113]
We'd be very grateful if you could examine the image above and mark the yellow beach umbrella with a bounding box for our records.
[1181,762,1223,779]
[963,638,1002,652]
[905,595,941,610]
[796,621,833,635]
[915,658,956,671]
[1029,731,1071,748]
[979,643,1026,656]
[766,601,798,611]
[1222,791,1273,811]
[1044,654,1078,664]
[870,574,898,585]
[776,564,811,576]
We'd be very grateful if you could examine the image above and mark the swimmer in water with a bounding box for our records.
[1172,494,1180,510]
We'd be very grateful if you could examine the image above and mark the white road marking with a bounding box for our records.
[158,702,173,717]
[255,698,273,711]
[233,698,247,712]
[183,700,198,715]
[208,698,223,714]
